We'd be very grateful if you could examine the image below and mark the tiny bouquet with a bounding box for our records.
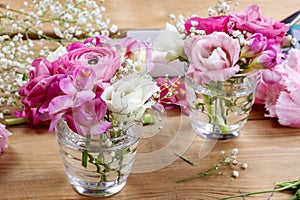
[14,35,160,189]
[16,35,159,132]
[152,4,297,134]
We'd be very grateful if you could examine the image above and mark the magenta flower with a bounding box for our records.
[155,77,188,114]
[0,123,12,153]
[184,15,230,35]
[246,39,283,71]
[240,33,268,58]
[228,5,288,44]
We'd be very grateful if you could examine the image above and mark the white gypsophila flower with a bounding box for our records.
[0,0,116,110]
[232,170,239,178]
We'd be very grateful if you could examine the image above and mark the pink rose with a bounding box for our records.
[184,16,230,35]
[63,46,121,81]
[18,74,67,127]
[184,32,240,84]
[0,123,12,153]
[30,58,53,79]
[228,5,288,44]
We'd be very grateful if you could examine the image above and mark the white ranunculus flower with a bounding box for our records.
[151,23,186,62]
[101,74,160,121]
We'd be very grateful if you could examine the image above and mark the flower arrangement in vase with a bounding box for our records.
[152,4,290,139]
[15,35,160,196]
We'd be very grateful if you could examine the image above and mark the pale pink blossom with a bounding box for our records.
[184,32,240,84]
[286,48,300,72]
[255,49,300,127]
[276,91,300,128]
[0,123,12,153]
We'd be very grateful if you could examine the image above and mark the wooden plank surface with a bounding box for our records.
[1,0,300,200]
[1,105,300,200]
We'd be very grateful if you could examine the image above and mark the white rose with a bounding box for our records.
[151,23,186,62]
[101,74,160,121]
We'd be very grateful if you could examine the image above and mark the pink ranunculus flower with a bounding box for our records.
[184,15,230,35]
[0,123,12,153]
[228,5,289,44]
[62,46,121,82]
[184,32,240,84]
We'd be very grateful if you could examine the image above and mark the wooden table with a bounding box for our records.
[1,1,300,199]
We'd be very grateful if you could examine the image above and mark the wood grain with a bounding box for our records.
[1,0,300,199]
[1,105,300,200]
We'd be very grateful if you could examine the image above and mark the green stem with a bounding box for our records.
[220,180,300,200]
[174,152,194,166]
[176,163,221,183]
[5,118,28,126]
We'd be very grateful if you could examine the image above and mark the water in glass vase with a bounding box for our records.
[185,72,260,140]
[56,119,142,197]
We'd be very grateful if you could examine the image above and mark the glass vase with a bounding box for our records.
[55,119,142,197]
[185,71,261,140]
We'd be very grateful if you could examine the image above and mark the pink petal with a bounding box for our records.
[48,95,73,115]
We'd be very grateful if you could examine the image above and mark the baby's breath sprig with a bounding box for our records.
[0,0,118,117]
[175,148,247,183]
[208,0,239,16]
